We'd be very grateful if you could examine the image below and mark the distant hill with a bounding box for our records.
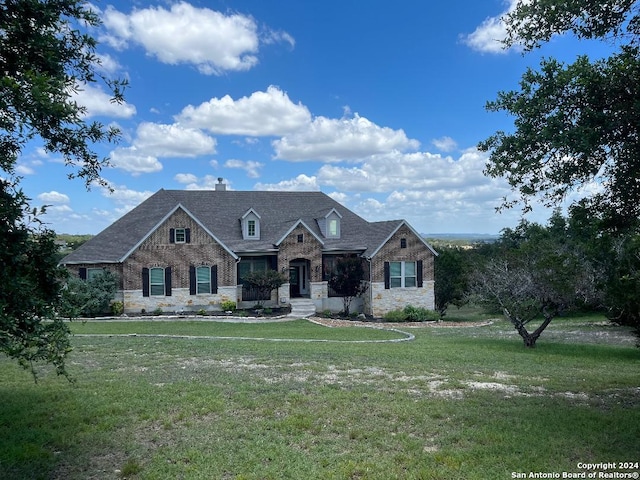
[424,233,499,241]
[423,233,499,249]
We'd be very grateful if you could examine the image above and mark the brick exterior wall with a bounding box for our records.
[367,224,436,316]
[277,224,324,282]
[121,208,237,313]
[64,212,437,317]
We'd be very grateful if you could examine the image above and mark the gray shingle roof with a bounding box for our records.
[60,189,419,264]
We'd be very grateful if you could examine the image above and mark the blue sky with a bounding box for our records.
[17,0,612,234]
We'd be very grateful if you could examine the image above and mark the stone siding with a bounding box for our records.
[120,208,237,313]
[369,281,435,317]
[366,224,436,316]
[123,286,237,314]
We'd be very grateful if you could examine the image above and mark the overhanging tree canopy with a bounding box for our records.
[1,0,125,379]
[480,0,640,230]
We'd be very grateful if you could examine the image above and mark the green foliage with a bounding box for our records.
[0,181,71,379]
[197,308,207,316]
[0,0,126,185]
[0,1,126,378]
[603,234,640,339]
[220,300,236,312]
[383,305,439,322]
[60,270,118,318]
[470,212,602,347]
[242,270,287,307]
[111,301,124,316]
[434,246,468,318]
[328,256,368,317]
[502,0,639,51]
[481,0,640,230]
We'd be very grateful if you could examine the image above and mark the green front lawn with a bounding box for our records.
[0,316,638,479]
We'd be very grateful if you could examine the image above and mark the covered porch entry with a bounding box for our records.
[289,258,310,298]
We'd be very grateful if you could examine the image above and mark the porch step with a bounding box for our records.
[288,298,317,318]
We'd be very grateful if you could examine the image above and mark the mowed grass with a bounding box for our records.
[67,318,409,341]
[0,315,638,479]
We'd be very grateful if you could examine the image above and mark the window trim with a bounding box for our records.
[196,266,211,294]
[174,228,186,243]
[247,219,256,237]
[388,261,417,288]
[149,267,166,296]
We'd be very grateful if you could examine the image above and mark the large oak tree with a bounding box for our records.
[480,0,640,230]
[0,0,125,379]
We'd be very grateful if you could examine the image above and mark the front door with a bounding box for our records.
[289,266,300,297]
[289,261,309,297]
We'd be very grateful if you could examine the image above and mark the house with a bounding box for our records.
[60,181,438,317]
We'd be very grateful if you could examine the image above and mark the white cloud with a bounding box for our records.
[432,136,458,152]
[273,113,420,162]
[174,173,199,184]
[95,53,122,75]
[100,2,294,75]
[224,159,264,178]
[181,174,230,190]
[461,0,520,54]
[15,164,35,175]
[259,147,527,232]
[37,191,70,204]
[109,122,217,175]
[101,183,155,216]
[72,83,137,118]
[134,122,217,157]
[254,174,320,191]
[109,147,162,175]
[177,86,311,136]
[316,148,498,192]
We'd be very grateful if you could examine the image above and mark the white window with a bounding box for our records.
[150,267,165,296]
[390,261,416,288]
[242,210,261,240]
[175,228,186,243]
[328,219,338,236]
[196,266,211,294]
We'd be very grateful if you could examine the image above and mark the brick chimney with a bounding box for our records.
[215,177,226,191]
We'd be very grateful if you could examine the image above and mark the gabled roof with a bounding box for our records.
[60,189,436,264]
[275,219,325,246]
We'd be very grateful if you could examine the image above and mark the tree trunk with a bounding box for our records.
[505,308,555,348]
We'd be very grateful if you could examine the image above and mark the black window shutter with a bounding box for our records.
[142,268,150,297]
[211,265,218,294]
[269,255,278,271]
[79,267,87,280]
[189,266,196,295]
[384,262,390,290]
[185,228,191,243]
[169,228,175,243]
[417,260,423,288]
[165,267,172,296]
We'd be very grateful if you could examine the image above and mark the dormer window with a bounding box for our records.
[328,219,338,237]
[242,209,261,240]
[322,209,342,238]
